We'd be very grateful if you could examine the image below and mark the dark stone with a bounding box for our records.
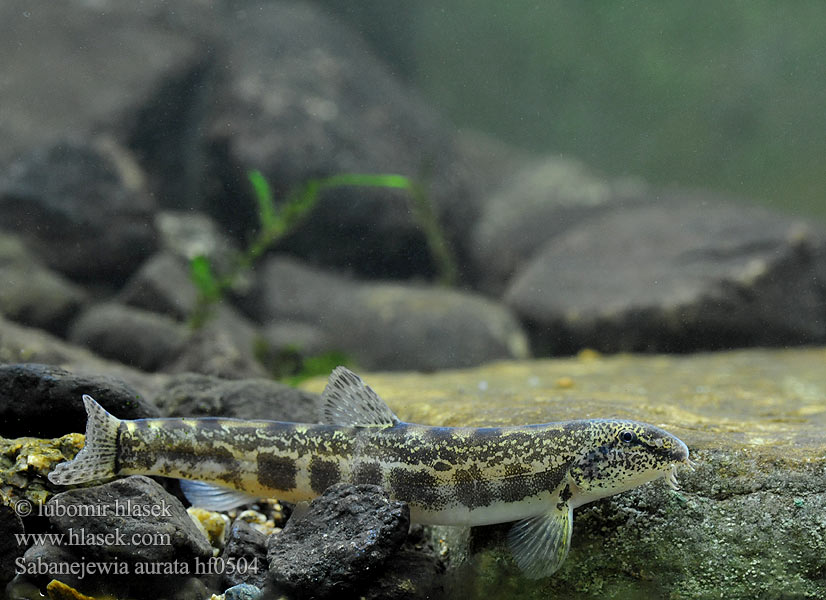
[204,1,481,280]
[0,363,159,438]
[47,475,213,563]
[119,252,197,321]
[220,520,268,590]
[155,373,319,422]
[267,483,409,598]
[18,542,83,589]
[362,548,445,600]
[17,540,213,599]
[68,302,188,371]
[224,583,263,600]
[0,233,87,335]
[470,156,648,294]
[242,256,529,371]
[166,305,268,380]
[0,139,158,284]
[0,1,214,211]
[0,503,25,586]
[505,193,826,354]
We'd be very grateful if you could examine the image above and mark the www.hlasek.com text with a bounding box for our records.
[16,527,172,548]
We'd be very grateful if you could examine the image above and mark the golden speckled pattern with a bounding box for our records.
[113,416,687,522]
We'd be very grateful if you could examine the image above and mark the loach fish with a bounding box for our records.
[49,367,692,578]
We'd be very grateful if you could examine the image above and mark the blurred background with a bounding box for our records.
[320,0,826,220]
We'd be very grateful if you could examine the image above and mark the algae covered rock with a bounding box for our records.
[305,348,826,599]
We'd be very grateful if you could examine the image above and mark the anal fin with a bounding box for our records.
[507,500,573,579]
[179,480,259,511]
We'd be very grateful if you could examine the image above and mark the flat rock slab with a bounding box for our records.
[245,256,529,371]
[504,195,826,355]
[304,348,826,599]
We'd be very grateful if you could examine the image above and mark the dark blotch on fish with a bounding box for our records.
[309,458,341,494]
[352,462,383,486]
[453,464,494,510]
[257,453,298,492]
[389,467,443,509]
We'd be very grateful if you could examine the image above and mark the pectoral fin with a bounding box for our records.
[179,480,259,511]
[507,500,573,579]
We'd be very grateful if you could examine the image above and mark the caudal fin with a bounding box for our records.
[48,395,120,485]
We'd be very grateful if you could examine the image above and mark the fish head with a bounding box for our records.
[566,420,690,507]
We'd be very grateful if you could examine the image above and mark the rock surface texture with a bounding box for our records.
[0,363,159,438]
[267,483,410,598]
[504,193,826,355]
[302,349,826,599]
[244,256,530,371]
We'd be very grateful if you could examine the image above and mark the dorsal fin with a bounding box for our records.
[319,367,400,427]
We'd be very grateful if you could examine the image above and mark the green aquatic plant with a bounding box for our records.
[188,169,456,329]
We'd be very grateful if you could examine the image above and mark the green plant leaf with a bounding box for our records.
[249,169,279,230]
[189,255,220,301]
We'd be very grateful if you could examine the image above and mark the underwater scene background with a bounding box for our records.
[0,2,824,599]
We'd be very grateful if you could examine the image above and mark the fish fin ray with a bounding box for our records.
[319,366,400,427]
[507,501,573,579]
[48,395,120,485]
[179,480,259,511]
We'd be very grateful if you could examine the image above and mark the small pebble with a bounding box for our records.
[224,583,263,600]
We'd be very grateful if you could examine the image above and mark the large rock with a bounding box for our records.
[300,349,826,599]
[0,314,168,400]
[36,475,214,598]
[0,140,158,283]
[504,193,826,354]
[205,1,481,279]
[167,305,268,380]
[471,156,647,293]
[0,503,24,586]
[0,363,159,438]
[243,256,530,371]
[68,302,188,371]
[155,373,318,422]
[120,252,198,321]
[47,475,213,562]
[220,520,268,590]
[0,233,87,335]
[0,0,212,207]
[267,483,410,598]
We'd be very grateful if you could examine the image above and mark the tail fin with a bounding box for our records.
[48,395,120,485]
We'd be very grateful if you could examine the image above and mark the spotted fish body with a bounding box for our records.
[49,367,691,578]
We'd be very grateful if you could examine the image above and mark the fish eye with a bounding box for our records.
[619,430,636,443]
